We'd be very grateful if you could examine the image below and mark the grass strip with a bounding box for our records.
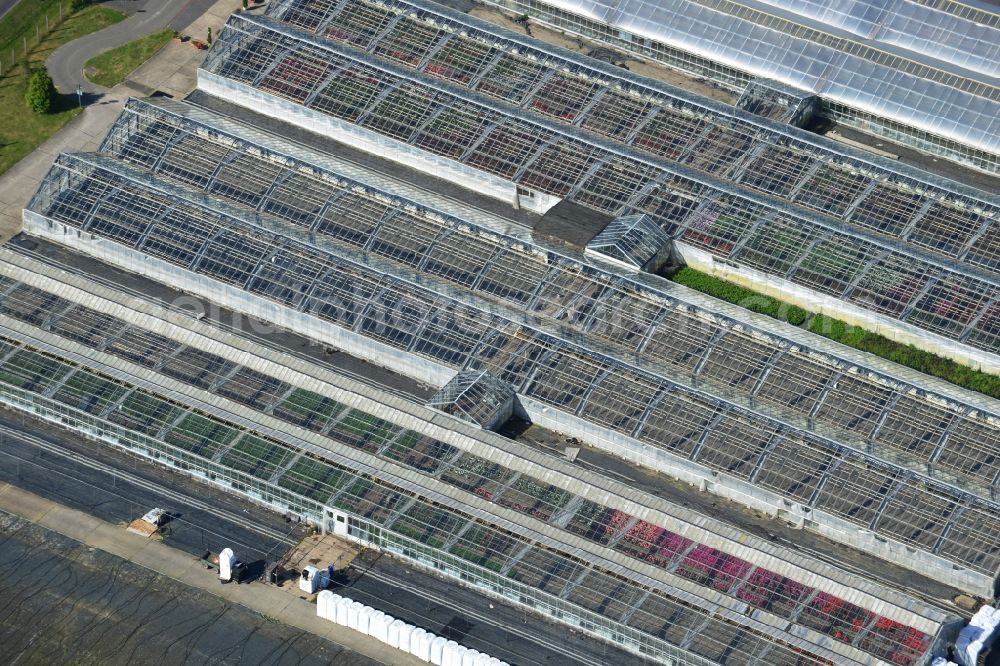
[84,27,173,87]
[0,3,125,175]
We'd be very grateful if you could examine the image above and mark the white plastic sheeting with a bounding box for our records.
[956,605,1000,666]
[315,598,509,666]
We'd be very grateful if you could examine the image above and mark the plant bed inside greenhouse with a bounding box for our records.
[53,371,128,416]
[164,412,239,459]
[277,455,345,502]
[272,387,346,431]
[440,454,515,499]
[383,431,458,474]
[495,476,571,521]
[0,349,70,392]
[220,434,296,480]
[328,409,397,453]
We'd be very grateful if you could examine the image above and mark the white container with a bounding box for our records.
[219,547,235,582]
[430,636,448,665]
[317,590,333,619]
[328,594,342,621]
[398,623,414,650]
[375,612,392,642]
[335,597,350,625]
[328,593,343,621]
[453,646,468,666]
[388,619,405,648]
[416,632,434,662]
[461,649,480,666]
[441,640,460,666]
[366,610,384,637]
[358,606,374,635]
[410,628,427,656]
[347,601,363,631]
[472,654,490,666]
[486,659,502,666]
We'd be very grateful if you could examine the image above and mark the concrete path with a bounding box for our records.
[47,0,192,94]
[0,481,427,666]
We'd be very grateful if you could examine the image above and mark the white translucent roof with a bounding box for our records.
[541,0,1000,157]
[749,0,895,37]
[746,0,1000,78]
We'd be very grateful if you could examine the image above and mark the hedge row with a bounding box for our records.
[671,268,809,325]
[670,268,1000,400]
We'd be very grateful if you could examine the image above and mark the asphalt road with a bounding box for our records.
[0,0,20,21]
[342,552,652,666]
[0,409,639,665]
[0,408,305,564]
[47,0,191,94]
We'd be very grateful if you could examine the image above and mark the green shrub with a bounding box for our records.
[671,268,807,325]
[24,68,56,114]
[70,0,89,10]
[674,267,1000,399]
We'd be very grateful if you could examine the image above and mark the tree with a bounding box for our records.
[24,69,56,114]
[241,0,248,9]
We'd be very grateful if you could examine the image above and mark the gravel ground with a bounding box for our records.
[0,511,380,666]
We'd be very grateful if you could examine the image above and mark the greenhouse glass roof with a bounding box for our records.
[96,97,1000,512]
[585,214,668,270]
[0,252,956,665]
[265,0,1000,265]
[427,370,516,430]
[200,12,1000,360]
[25,150,1000,586]
[466,0,1000,159]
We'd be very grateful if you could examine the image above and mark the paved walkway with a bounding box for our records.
[48,0,197,94]
[0,481,426,666]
